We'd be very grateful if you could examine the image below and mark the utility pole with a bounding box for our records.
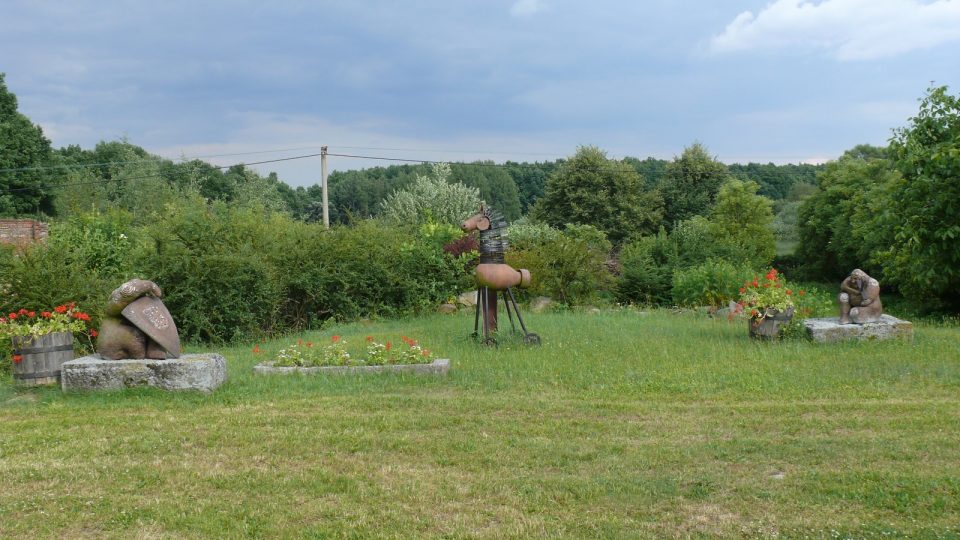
[321,145,329,228]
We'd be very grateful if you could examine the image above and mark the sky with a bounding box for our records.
[3,0,959,187]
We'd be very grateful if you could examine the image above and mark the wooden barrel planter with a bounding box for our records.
[748,307,795,340]
[11,331,75,387]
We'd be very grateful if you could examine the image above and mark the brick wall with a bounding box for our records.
[0,219,49,246]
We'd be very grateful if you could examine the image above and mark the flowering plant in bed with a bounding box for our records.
[271,335,436,368]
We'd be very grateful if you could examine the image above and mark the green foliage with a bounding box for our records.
[671,259,755,307]
[532,146,663,243]
[617,229,677,305]
[137,197,284,342]
[658,142,731,227]
[727,161,822,200]
[884,86,960,308]
[48,208,137,279]
[506,223,613,305]
[796,148,898,281]
[379,163,481,227]
[503,160,561,213]
[0,73,55,216]
[450,163,522,221]
[707,178,776,268]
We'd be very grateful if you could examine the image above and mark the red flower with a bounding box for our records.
[799,290,806,296]
[765,268,779,280]
[422,350,430,356]
[386,342,391,351]
[12,354,23,363]
[18,309,28,315]
[54,305,68,314]
[79,312,91,321]
[751,279,759,287]
[27,311,35,317]
[8,313,16,320]
[739,287,746,294]
[41,311,52,318]
[332,335,340,343]
[252,345,261,354]
[365,336,373,342]
[763,283,770,288]
[89,329,99,338]
[786,289,792,295]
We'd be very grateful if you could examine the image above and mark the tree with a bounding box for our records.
[658,142,731,227]
[795,149,897,281]
[450,162,522,220]
[884,85,960,308]
[379,163,481,226]
[531,146,663,243]
[0,73,55,216]
[707,179,776,268]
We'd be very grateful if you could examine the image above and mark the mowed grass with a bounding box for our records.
[1,309,959,539]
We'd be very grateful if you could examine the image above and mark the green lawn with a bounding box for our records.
[2,309,959,538]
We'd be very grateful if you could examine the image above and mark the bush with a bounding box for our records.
[616,231,677,306]
[672,259,756,307]
[508,224,613,305]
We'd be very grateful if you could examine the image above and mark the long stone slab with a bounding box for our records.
[804,315,913,343]
[62,353,226,392]
[254,358,450,376]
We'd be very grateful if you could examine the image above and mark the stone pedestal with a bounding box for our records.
[62,353,226,392]
[803,315,913,343]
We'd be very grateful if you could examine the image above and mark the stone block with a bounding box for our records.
[803,315,913,343]
[254,358,450,376]
[62,353,226,392]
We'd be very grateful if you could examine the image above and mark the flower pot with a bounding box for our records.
[11,331,75,387]
[748,307,795,340]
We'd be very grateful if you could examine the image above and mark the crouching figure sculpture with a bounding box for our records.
[98,279,182,360]
[839,269,883,324]
[461,205,539,345]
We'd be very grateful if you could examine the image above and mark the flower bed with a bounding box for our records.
[254,335,449,376]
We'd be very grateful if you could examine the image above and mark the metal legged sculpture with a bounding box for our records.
[461,205,540,346]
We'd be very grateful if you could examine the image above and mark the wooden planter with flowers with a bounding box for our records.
[2,304,96,386]
[737,269,805,340]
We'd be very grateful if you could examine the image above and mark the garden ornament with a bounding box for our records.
[461,205,539,345]
[98,279,182,359]
[838,268,882,324]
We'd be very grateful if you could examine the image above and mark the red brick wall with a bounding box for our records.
[0,219,49,246]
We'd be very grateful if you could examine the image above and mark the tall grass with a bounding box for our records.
[2,309,958,538]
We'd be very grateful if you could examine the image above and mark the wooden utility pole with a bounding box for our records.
[321,146,329,228]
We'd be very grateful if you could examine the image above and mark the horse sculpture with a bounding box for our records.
[461,205,540,345]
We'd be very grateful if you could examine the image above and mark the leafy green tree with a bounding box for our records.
[0,73,55,216]
[796,148,898,281]
[504,160,561,213]
[707,179,776,268]
[658,143,731,227]
[379,163,481,226]
[531,146,663,243]
[884,86,960,307]
[450,162,521,221]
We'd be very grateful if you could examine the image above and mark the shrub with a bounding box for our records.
[507,225,613,305]
[616,230,677,305]
[672,259,756,307]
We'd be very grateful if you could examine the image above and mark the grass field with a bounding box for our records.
[2,308,959,538]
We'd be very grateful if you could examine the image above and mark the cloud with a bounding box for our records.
[709,0,960,60]
[510,0,546,17]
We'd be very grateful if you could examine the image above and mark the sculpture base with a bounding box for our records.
[803,315,913,343]
[61,353,226,393]
[254,358,450,376]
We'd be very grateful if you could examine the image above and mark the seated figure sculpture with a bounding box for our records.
[838,269,883,324]
[98,279,182,360]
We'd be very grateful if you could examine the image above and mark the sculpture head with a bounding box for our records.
[461,205,490,233]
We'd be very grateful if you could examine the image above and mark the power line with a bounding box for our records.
[0,152,323,194]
